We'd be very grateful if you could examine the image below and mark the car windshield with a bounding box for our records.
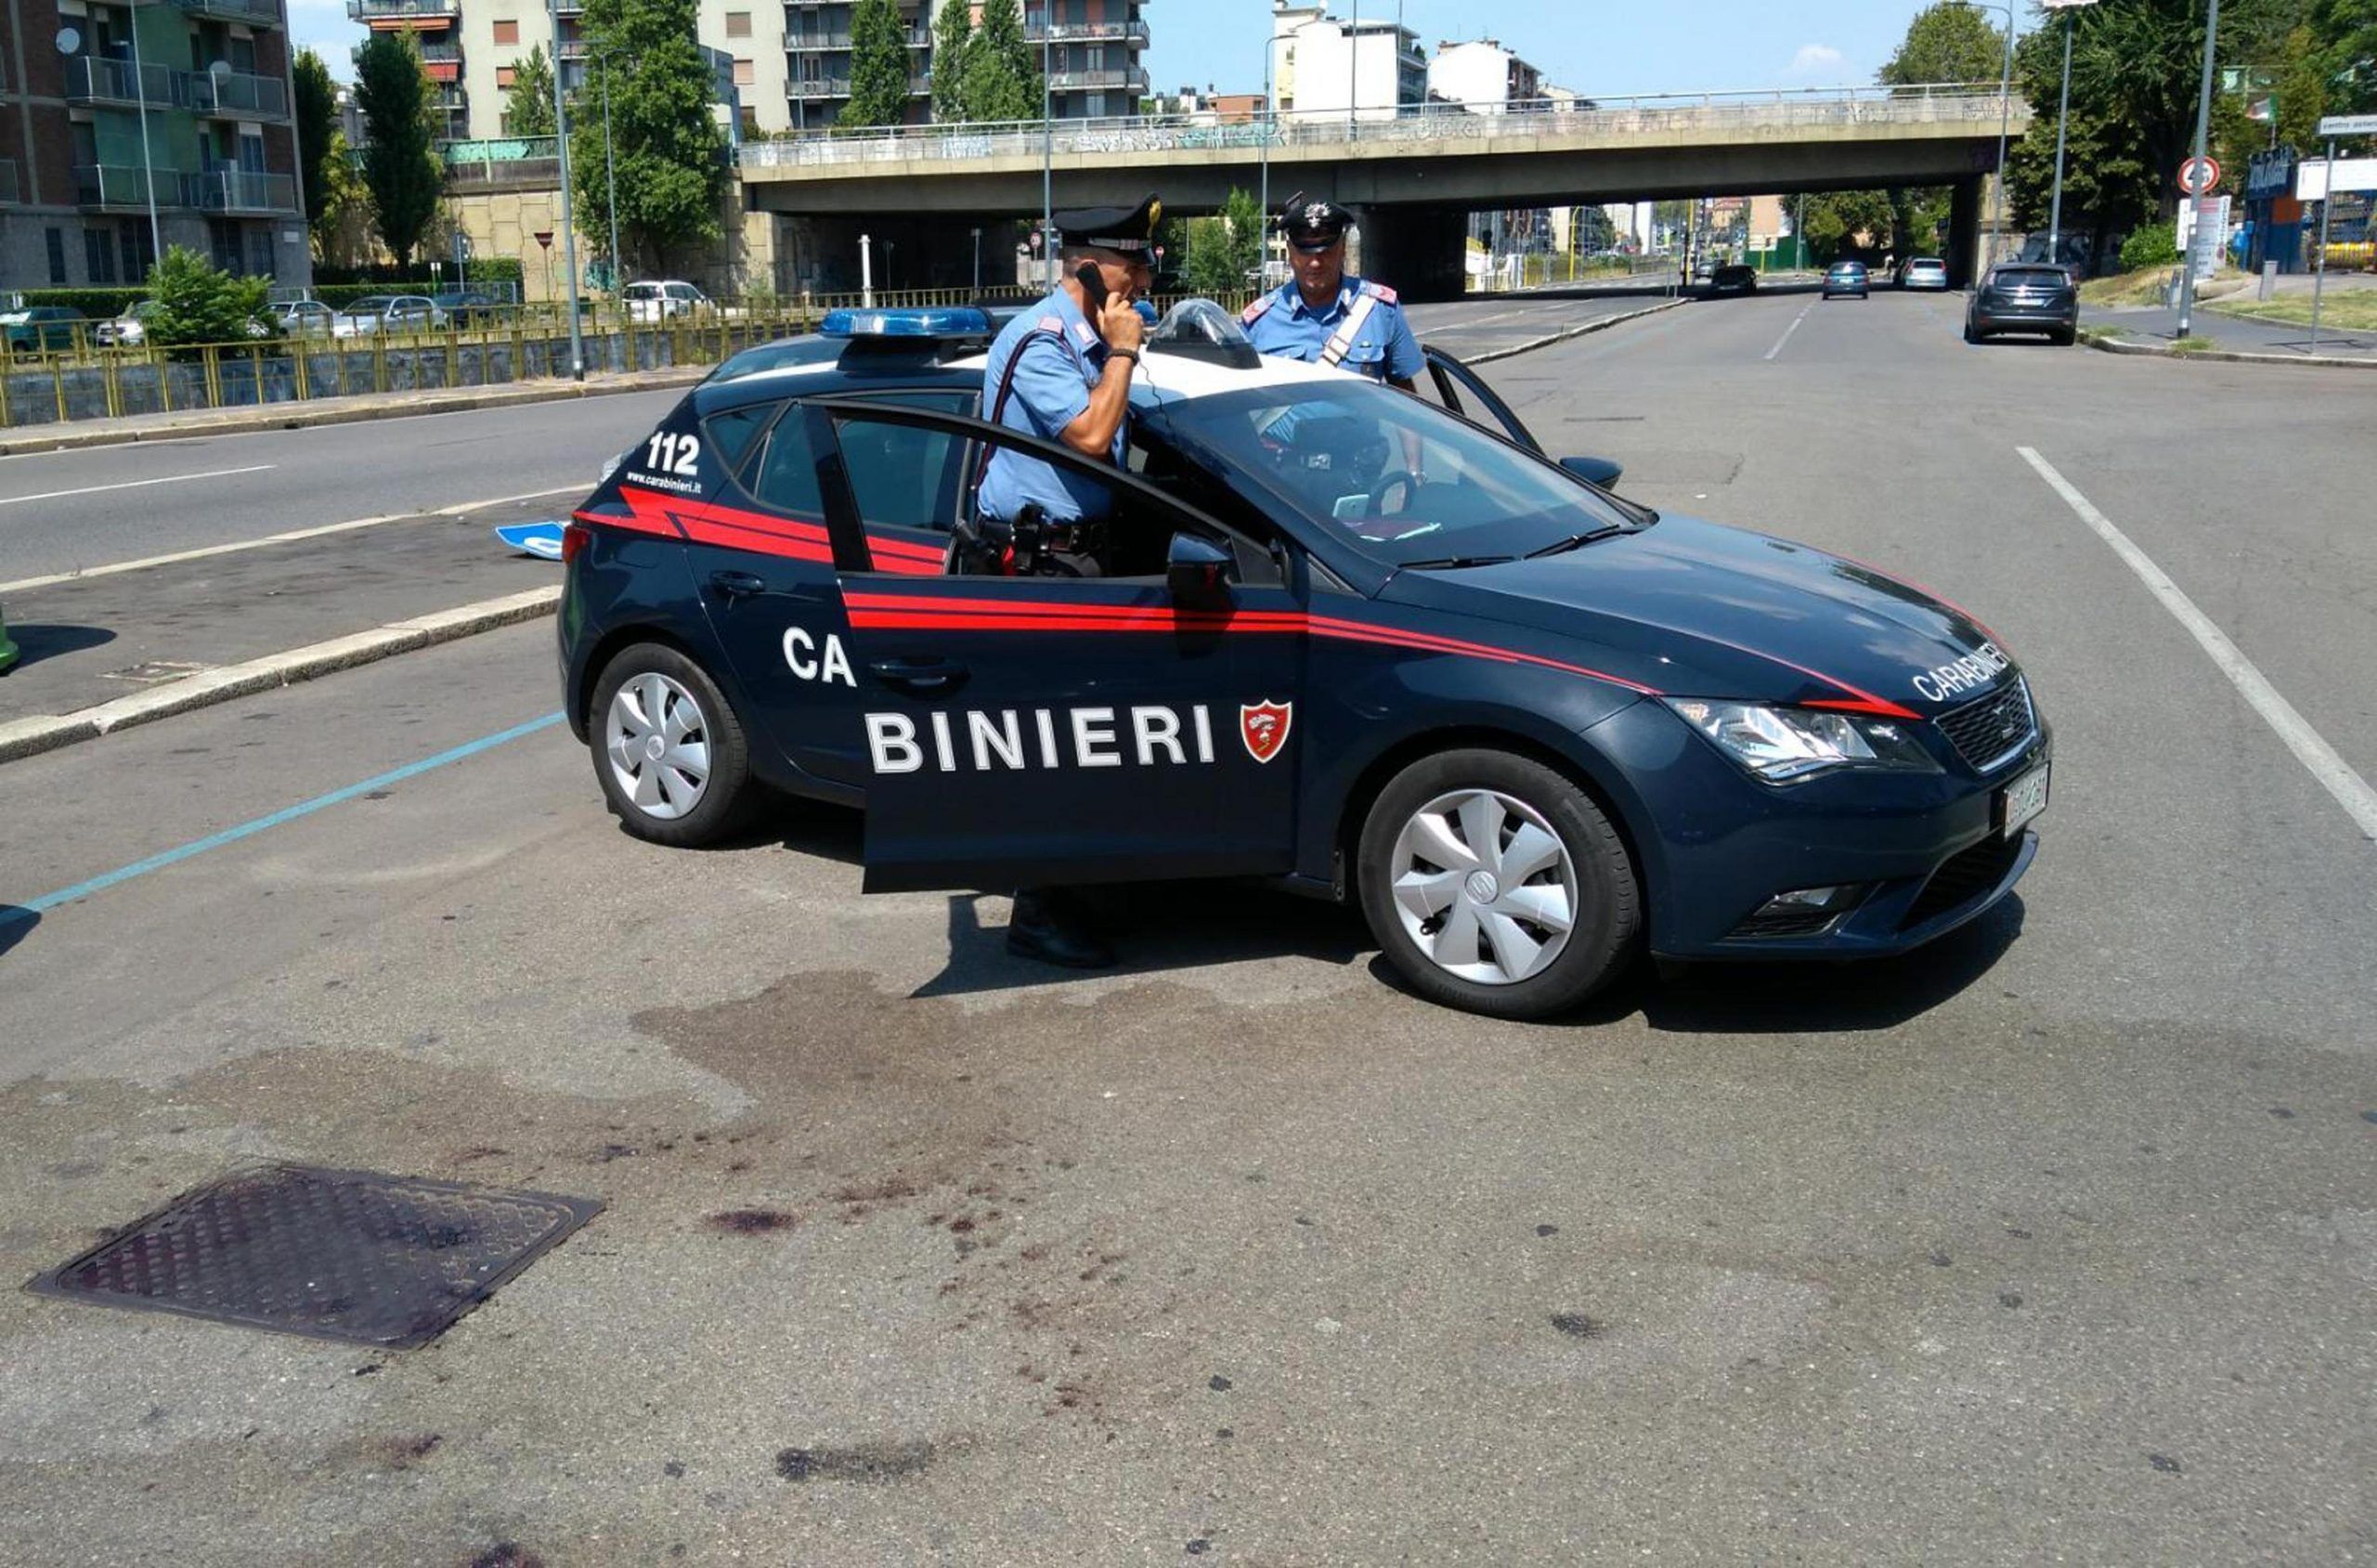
[1150,380,1635,568]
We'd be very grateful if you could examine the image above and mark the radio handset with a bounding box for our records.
[1074,263,1110,317]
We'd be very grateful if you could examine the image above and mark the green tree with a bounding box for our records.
[2314,0,2377,112]
[844,0,914,128]
[1879,1,2007,88]
[506,44,556,136]
[572,0,732,275]
[930,0,973,123]
[316,129,377,268]
[1180,188,1264,295]
[355,32,442,269]
[292,49,339,234]
[964,0,1041,123]
[1795,189,1897,263]
[147,245,273,347]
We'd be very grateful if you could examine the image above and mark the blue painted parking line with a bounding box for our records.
[2,712,565,928]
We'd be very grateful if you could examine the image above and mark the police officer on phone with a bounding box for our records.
[973,194,1161,969]
[1240,195,1422,391]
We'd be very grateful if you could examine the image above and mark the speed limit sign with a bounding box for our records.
[2177,156,2221,196]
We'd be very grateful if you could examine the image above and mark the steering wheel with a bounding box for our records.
[1366,469,1422,516]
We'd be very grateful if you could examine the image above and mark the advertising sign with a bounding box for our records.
[2296,159,2377,201]
[2175,195,2230,280]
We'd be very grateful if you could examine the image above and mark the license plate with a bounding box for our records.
[1997,762,2050,839]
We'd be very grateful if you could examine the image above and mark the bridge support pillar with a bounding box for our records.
[1945,175,1985,290]
[1353,205,1469,304]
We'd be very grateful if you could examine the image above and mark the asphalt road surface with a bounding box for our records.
[2,289,2372,1566]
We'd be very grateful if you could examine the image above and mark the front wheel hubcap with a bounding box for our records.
[1389,788,1578,986]
[605,671,711,821]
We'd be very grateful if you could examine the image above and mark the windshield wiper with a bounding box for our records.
[1399,554,1514,571]
[1524,525,1630,559]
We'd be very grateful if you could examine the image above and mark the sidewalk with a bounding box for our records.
[0,364,710,457]
[2082,302,2377,362]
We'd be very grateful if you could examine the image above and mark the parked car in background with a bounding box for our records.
[2,305,87,356]
[1965,265,2077,345]
[1821,261,1870,299]
[624,280,712,322]
[430,288,506,328]
[275,299,338,336]
[332,294,445,338]
[95,300,161,346]
[1900,257,1950,292]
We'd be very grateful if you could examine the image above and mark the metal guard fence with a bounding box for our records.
[0,288,1252,431]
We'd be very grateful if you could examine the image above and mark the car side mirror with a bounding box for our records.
[1166,532,1235,607]
[1560,455,1623,490]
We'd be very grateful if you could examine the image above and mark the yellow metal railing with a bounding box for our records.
[0,290,1255,431]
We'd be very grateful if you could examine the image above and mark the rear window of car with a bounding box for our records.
[1997,268,2068,287]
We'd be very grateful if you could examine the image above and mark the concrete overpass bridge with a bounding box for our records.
[740,86,2029,297]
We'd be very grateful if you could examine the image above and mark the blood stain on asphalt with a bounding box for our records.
[705,1208,796,1235]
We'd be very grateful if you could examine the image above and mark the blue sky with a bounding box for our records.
[293,0,2009,94]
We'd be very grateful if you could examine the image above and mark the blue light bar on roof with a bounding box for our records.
[820,306,994,339]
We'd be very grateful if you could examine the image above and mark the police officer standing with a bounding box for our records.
[976,194,1162,969]
[1240,196,1422,390]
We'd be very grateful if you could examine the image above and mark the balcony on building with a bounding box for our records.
[346,0,459,19]
[191,66,291,118]
[75,163,198,209]
[197,168,297,214]
[784,25,929,51]
[1047,67,1149,92]
[63,56,181,108]
[169,0,287,25]
[1030,18,1149,45]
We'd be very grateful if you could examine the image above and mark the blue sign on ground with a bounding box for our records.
[494,522,567,561]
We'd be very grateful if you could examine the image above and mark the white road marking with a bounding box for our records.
[0,464,274,507]
[0,484,586,595]
[1764,305,1812,361]
[2019,446,2377,842]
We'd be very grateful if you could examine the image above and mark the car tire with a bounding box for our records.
[1356,748,1639,1020]
[589,642,760,848]
[1964,320,1982,343]
[2051,327,2076,346]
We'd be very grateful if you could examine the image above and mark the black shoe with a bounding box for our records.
[1007,888,1116,969]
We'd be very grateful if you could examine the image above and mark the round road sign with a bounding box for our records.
[2177,156,2221,196]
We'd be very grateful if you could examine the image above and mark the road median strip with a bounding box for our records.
[0,368,711,459]
[0,585,560,766]
[1459,298,1689,365]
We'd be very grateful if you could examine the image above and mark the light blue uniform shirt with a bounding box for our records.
[977,288,1122,525]
[1240,276,1423,383]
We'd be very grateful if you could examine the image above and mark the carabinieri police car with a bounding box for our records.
[558,302,2048,1019]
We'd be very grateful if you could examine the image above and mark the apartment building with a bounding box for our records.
[1,0,310,290]
[429,0,1148,144]
[1426,38,1542,112]
[1268,1,1425,123]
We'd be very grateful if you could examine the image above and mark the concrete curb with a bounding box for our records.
[0,369,710,457]
[2078,329,2377,369]
[1461,297,1690,365]
[0,585,560,766]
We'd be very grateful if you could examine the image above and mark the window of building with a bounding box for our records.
[120,224,155,285]
[251,227,276,278]
[493,19,518,44]
[45,228,67,284]
[84,228,118,283]
[724,10,750,37]
[733,57,754,85]
[497,65,515,86]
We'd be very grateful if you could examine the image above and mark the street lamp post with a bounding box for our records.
[2043,0,2099,268]
[1042,16,1054,290]
[602,57,620,298]
[126,6,164,267]
[2174,0,2222,340]
[1346,0,1358,138]
[548,0,586,379]
[1955,0,2015,271]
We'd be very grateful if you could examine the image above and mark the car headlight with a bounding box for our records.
[1665,698,1940,783]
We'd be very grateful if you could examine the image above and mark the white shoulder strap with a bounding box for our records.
[1319,292,1382,368]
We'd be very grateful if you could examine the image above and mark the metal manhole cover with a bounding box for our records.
[26,1165,603,1349]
